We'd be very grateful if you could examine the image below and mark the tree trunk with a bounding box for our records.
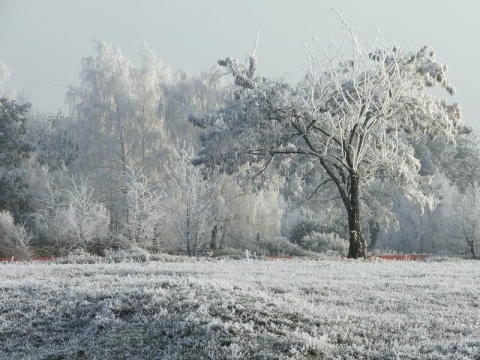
[470,242,476,260]
[186,202,192,256]
[367,220,380,252]
[347,174,366,259]
[461,221,476,260]
[219,223,227,250]
[210,223,218,250]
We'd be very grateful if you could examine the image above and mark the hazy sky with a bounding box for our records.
[1,0,479,130]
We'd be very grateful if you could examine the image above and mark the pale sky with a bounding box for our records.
[1,0,479,130]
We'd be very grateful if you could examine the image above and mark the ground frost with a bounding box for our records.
[0,259,479,359]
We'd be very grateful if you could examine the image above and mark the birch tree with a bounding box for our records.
[193,26,471,258]
[67,41,174,229]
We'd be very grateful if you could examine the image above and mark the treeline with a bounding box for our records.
[0,41,479,258]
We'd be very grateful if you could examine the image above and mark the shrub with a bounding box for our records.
[55,248,103,264]
[249,236,311,257]
[32,179,110,252]
[289,220,324,245]
[299,232,348,254]
[103,247,204,263]
[0,210,32,259]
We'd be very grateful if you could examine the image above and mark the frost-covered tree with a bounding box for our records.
[165,67,227,147]
[123,168,168,246]
[0,98,35,222]
[206,170,284,250]
[193,24,471,258]
[26,111,78,171]
[62,179,110,251]
[456,183,480,259]
[379,174,462,254]
[0,62,10,87]
[441,135,480,193]
[67,41,174,229]
[0,210,32,259]
[166,146,214,256]
[31,166,69,248]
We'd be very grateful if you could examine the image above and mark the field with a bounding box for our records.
[1,256,479,359]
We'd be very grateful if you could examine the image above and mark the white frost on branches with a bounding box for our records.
[123,167,167,246]
[166,146,214,256]
[0,62,11,87]
[456,183,480,259]
[0,210,32,259]
[195,26,471,257]
[62,179,110,249]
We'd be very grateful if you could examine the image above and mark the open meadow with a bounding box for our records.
[1,256,479,359]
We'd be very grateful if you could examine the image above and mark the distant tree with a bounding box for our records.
[0,62,17,100]
[166,146,214,256]
[0,210,32,259]
[193,24,471,258]
[66,41,174,230]
[441,135,480,193]
[32,175,66,248]
[62,179,110,251]
[0,98,34,222]
[165,67,227,147]
[27,111,78,171]
[0,62,11,87]
[123,167,168,246]
[456,182,480,259]
[379,174,461,254]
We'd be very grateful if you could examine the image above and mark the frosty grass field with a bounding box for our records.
[1,255,479,359]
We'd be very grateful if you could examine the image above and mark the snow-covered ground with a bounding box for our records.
[1,257,479,359]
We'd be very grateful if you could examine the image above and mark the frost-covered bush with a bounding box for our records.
[107,249,205,263]
[106,234,131,250]
[288,219,324,245]
[104,246,151,263]
[32,177,110,253]
[210,247,246,257]
[0,210,14,238]
[249,236,311,256]
[300,232,348,254]
[53,248,103,264]
[0,210,32,259]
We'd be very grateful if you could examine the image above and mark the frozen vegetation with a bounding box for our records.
[1,17,480,359]
[1,256,479,359]
[1,23,480,262]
